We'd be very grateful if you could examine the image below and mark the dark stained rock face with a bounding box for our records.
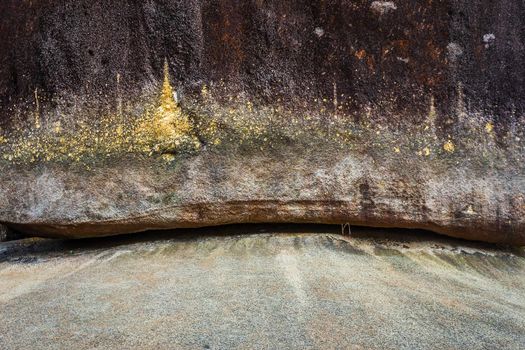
[0,1,524,244]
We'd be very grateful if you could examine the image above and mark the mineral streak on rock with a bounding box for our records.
[0,0,524,244]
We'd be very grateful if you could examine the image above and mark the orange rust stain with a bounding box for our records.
[426,41,442,61]
[212,3,247,67]
[354,49,375,71]
[355,49,366,60]
[218,18,245,63]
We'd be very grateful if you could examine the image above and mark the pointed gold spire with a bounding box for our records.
[151,58,192,150]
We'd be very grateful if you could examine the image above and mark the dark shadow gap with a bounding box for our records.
[1,223,522,264]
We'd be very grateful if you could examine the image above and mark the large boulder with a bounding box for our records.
[0,0,524,244]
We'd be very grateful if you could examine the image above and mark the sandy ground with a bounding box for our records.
[0,225,524,349]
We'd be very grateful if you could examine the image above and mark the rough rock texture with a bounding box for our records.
[0,1,524,244]
[1,226,524,349]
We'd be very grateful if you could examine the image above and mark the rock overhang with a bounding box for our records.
[0,0,523,245]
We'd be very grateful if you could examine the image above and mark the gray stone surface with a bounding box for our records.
[1,225,524,349]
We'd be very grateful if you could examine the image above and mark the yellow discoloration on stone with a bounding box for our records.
[443,140,455,153]
[465,205,476,215]
[485,122,494,134]
[1,61,200,164]
[53,121,62,134]
[147,59,195,152]
[161,153,176,162]
[201,84,209,98]
[115,125,123,137]
[1,78,521,166]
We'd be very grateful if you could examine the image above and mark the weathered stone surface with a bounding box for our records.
[0,1,524,244]
[1,226,524,349]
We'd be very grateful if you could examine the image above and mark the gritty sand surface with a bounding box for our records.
[0,225,524,349]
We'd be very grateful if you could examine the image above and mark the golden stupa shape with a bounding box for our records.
[151,59,193,150]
